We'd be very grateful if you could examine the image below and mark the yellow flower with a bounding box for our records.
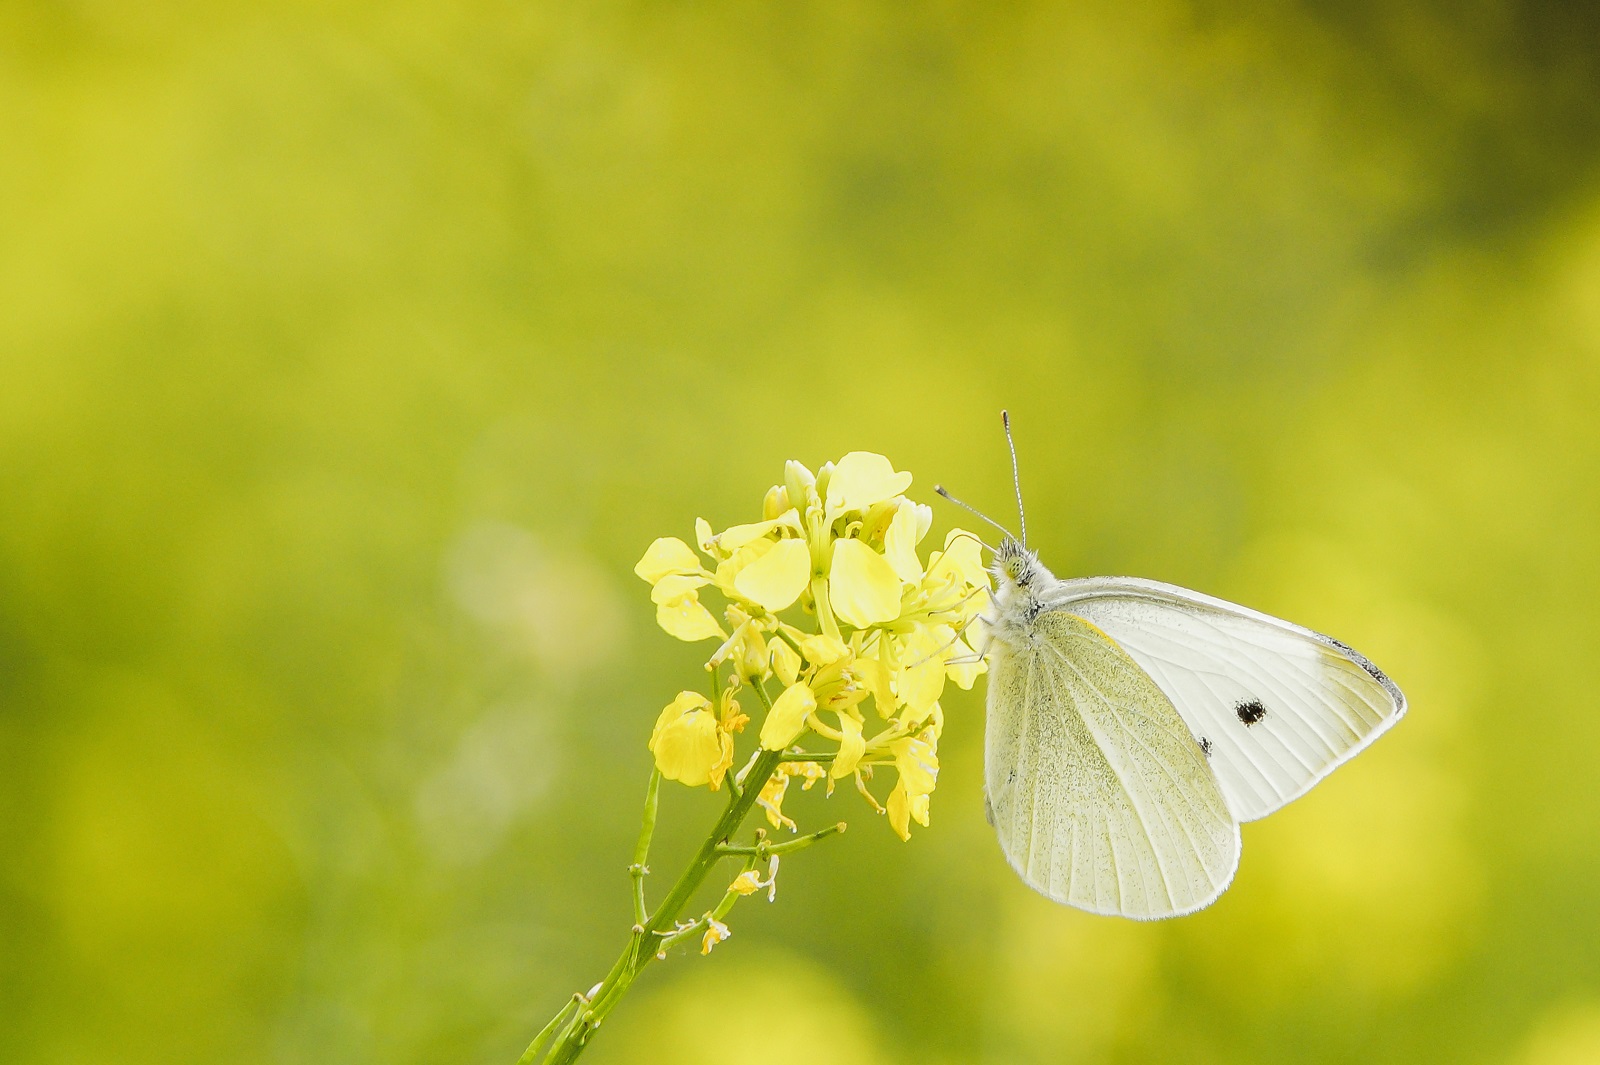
[882,500,931,583]
[717,686,749,735]
[728,860,779,901]
[797,633,850,666]
[759,681,816,750]
[654,594,723,642]
[635,538,723,642]
[758,760,827,831]
[758,772,798,831]
[928,529,989,591]
[701,917,731,955]
[634,537,701,583]
[810,654,869,715]
[709,608,774,683]
[857,529,992,720]
[733,537,811,611]
[649,692,735,789]
[893,629,943,716]
[829,711,866,779]
[828,538,903,627]
[824,452,913,515]
[637,452,984,831]
[886,730,939,840]
[769,637,802,686]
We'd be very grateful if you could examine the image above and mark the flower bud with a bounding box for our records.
[783,460,816,513]
[763,484,790,521]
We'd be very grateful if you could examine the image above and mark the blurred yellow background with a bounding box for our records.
[4,2,1599,1063]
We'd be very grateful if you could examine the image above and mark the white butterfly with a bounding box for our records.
[947,417,1406,920]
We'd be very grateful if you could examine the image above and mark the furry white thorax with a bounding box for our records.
[985,537,1058,646]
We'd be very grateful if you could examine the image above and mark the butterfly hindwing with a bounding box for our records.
[1049,578,1406,823]
[985,609,1240,919]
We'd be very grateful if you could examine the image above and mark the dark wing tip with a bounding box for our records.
[1320,634,1407,716]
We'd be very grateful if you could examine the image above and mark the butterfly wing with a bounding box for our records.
[986,609,1240,919]
[1050,578,1406,823]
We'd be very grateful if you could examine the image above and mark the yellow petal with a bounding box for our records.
[886,738,934,837]
[929,529,990,591]
[824,452,913,514]
[717,517,782,551]
[701,917,731,955]
[798,633,850,666]
[650,690,710,740]
[829,713,865,779]
[946,642,987,690]
[760,681,816,750]
[852,651,898,717]
[648,694,722,787]
[734,627,770,681]
[656,595,723,642]
[716,509,804,552]
[828,539,903,628]
[695,517,717,555]
[883,502,925,583]
[730,870,763,896]
[964,614,993,655]
[649,572,710,604]
[758,772,797,831]
[715,536,773,596]
[887,780,912,841]
[893,733,939,797]
[708,729,735,791]
[635,537,703,583]
[734,538,812,611]
[769,638,802,687]
[899,657,946,722]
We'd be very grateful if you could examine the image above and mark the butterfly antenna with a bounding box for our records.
[934,485,1015,543]
[944,528,998,556]
[1002,410,1027,548]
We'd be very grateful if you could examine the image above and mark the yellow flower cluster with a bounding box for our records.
[637,452,990,839]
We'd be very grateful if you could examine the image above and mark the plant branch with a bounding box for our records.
[715,821,846,858]
[629,769,661,925]
[531,746,787,1065]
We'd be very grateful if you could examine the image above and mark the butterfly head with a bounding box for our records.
[993,536,1047,591]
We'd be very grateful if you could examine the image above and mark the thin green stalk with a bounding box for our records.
[515,996,579,1065]
[629,769,660,926]
[779,750,835,763]
[529,745,789,1065]
[715,820,846,858]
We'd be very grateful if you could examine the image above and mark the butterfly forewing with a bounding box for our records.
[1051,579,1406,823]
[986,610,1240,919]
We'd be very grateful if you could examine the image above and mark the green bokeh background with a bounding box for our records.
[5,2,1599,1063]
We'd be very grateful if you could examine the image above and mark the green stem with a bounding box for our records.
[779,750,836,763]
[715,821,846,857]
[629,769,660,926]
[528,746,788,1065]
[515,995,580,1065]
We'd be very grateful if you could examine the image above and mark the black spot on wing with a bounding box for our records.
[1199,736,1213,757]
[1234,699,1267,726]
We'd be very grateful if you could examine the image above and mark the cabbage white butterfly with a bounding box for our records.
[941,415,1406,919]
